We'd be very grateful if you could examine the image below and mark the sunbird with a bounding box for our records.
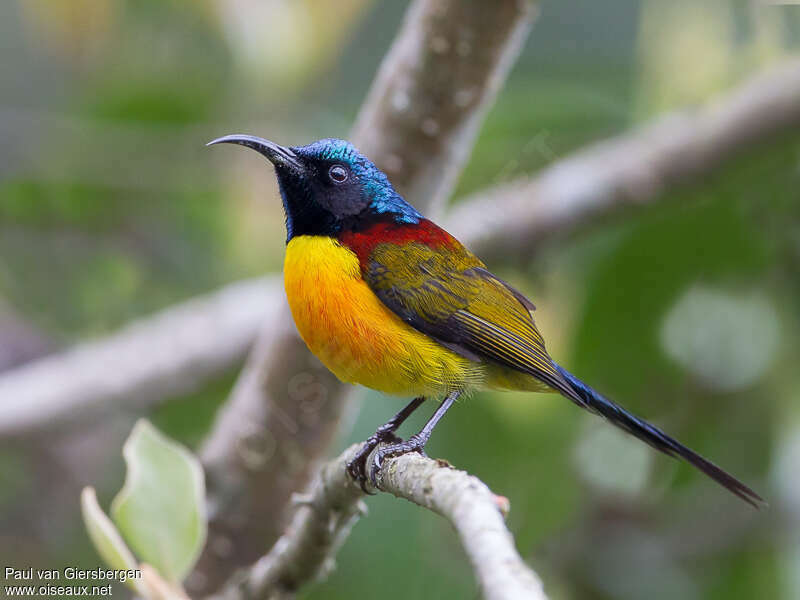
[208,134,763,507]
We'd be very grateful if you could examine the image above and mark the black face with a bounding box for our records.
[274,156,371,239]
[207,135,421,242]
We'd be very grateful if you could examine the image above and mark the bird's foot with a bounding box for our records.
[346,397,427,493]
[347,426,403,494]
[369,433,428,487]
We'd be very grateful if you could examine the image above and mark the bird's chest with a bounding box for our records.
[283,236,411,392]
[283,235,473,396]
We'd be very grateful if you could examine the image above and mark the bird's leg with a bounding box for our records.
[369,390,460,487]
[347,396,426,493]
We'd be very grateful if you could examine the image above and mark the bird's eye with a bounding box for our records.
[328,164,348,183]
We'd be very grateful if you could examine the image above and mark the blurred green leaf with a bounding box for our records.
[110,420,206,583]
[80,487,147,595]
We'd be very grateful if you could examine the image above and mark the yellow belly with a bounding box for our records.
[283,235,481,397]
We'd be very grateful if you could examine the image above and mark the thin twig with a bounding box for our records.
[375,453,546,600]
[213,445,546,600]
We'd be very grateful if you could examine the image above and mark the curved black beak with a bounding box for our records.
[207,134,304,173]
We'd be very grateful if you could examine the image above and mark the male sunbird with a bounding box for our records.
[208,134,763,507]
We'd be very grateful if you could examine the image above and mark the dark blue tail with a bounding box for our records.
[553,363,764,508]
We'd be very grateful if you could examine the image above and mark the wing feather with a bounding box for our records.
[363,234,579,399]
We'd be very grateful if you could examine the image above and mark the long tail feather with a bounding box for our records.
[553,363,765,508]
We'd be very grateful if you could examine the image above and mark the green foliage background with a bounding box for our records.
[1,1,798,598]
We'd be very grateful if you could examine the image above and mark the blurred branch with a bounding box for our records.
[352,0,536,218]
[0,298,55,372]
[213,445,546,600]
[448,57,800,258]
[0,277,281,438]
[211,446,366,600]
[192,0,536,593]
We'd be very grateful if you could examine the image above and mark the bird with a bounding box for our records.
[208,134,764,507]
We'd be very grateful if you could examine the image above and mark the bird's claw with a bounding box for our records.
[347,430,402,494]
[368,433,428,487]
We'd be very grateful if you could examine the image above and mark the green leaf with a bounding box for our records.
[80,487,147,596]
[111,419,206,583]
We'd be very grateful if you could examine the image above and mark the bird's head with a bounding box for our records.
[208,135,421,241]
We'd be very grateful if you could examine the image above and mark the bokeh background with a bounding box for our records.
[1,0,800,599]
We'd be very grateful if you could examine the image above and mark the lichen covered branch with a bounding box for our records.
[214,446,547,600]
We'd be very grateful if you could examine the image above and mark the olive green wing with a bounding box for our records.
[364,239,579,399]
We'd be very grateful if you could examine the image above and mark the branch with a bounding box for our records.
[0,277,281,438]
[375,453,546,600]
[213,446,546,600]
[193,0,536,592]
[352,0,535,217]
[448,57,800,258]
[210,446,366,600]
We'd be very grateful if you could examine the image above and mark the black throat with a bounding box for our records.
[276,170,339,241]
